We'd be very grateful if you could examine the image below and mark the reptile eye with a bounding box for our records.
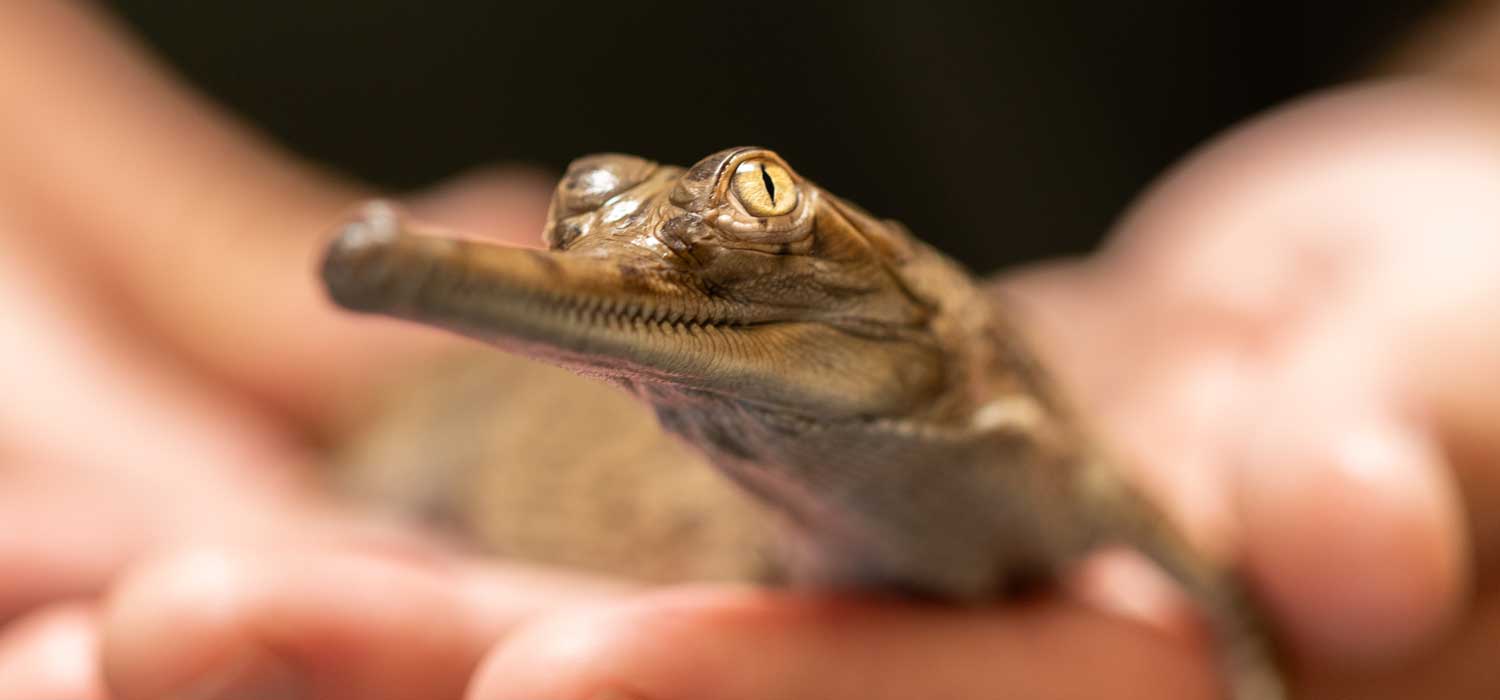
[731,160,798,217]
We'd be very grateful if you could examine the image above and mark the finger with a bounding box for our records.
[1000,85,1497,666]
[1375,217,1500,569]
[402,166,556,247]
[1069,548,1201,635]
[996,252,1470,668]
[1235,327,1469,664]
[0,210,319,619]
[1239,421,1466,663]
[470,587,1219,700]
[1000,262,1468,668]
[0,2,552,433]
[101,546,631,700]
[0,602,106,700]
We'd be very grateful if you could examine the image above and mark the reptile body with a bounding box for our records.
[322,147,1286,700]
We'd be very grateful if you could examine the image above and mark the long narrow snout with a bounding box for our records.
[320,203,941,416]
[322,203,737,372]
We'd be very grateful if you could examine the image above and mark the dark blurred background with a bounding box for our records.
[108,1,1437,273]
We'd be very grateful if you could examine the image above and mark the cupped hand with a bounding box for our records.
[447,80,1500,700]
[0,3,604,698]
[4,3,1500,700]
[83,82,1500,700]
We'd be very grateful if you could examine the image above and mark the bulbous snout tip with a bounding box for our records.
[320,200,407,313]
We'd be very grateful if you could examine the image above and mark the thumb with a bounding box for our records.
[1233,334,1468,665]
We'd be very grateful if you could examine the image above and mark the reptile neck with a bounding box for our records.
[645,390,1089,599]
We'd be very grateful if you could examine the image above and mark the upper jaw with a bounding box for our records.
[322,202,944,417]
[323,201,753,354]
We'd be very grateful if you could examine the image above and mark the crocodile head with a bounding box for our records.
[323,148,1018,428]
[322,150,1287,698]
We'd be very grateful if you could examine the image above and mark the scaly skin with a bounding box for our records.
[321,147,1286,700]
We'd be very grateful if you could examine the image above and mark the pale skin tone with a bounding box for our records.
[0,2,1497,698]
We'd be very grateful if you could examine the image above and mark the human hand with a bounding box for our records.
[77,81,1500,700]
[423,78,1500,700]
[0,3,622,698]
[427,80,1497,700]
[4,3,1500,699]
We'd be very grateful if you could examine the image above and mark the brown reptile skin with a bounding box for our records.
[322,147,1287,700]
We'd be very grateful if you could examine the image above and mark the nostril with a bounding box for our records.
[544,216,588,250]
[654,213,706,265]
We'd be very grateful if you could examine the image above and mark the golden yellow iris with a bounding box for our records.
[731,160,798,217]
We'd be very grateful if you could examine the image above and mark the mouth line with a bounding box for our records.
[318,205,789,379]
[512,282,766,335]
[322,204,945,418]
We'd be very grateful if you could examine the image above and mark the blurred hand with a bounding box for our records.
[2,3,1499,700]
[0,3,622,698]
[454,80,1499,700]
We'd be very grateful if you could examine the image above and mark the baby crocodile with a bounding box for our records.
[321,147,1286,700]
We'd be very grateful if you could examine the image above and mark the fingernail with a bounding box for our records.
[1070,547,1198,637]
[172,648,307,700]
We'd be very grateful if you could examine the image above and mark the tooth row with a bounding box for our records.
[521,285,743,335]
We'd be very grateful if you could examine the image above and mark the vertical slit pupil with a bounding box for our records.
[760,164,776,204]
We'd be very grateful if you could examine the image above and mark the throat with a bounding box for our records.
[646,394,1065,597]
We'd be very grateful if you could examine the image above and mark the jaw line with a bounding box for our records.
[321,204,943,417]
[322,213,784,388]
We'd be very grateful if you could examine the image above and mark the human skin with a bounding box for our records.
[0,2,1496,699]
